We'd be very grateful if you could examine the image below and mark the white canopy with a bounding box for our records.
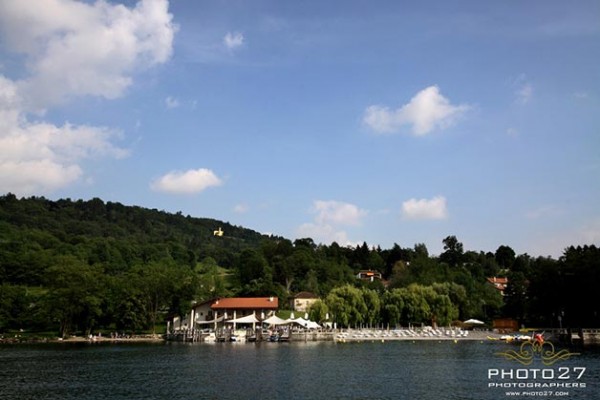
[263,315,289,325]
[287,317,320,329]
[305,320,321,329]
[288,317,308,326]
[464,319,485,325]
[226,314,260,324]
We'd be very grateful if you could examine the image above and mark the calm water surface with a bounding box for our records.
[1,341,598,399]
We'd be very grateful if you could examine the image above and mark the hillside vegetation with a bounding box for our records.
[1,193,598,336]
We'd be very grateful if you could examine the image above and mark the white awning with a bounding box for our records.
[287,317,321,329]
[263,315,289,325]
[226,314,259,324]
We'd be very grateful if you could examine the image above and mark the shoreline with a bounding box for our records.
[1,330,504,344]
[0,334,165,344]
[334,329,499,342]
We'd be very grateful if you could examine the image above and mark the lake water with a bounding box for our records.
[1,341,598,399]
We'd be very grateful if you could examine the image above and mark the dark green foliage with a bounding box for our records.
[0,194,598,334]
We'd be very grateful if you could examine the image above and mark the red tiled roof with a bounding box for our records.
[487,277,508,284]
[211,297,279,310]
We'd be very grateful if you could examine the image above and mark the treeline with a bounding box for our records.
[0,194,599,335]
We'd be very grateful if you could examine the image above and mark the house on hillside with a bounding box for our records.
[292,292,319,312]
[487,277,508,296]
[356,270,383,282]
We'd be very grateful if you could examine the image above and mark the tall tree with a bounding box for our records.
[44,256,106,337]
[440,235,464,268]
[495,245,516,271]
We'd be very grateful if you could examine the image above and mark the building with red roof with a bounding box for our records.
[487,276,508,296]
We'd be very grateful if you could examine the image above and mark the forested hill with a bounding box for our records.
[1,193,599,337]
[0,193,272,284]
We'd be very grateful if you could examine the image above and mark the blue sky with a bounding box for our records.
[0,0,598,257]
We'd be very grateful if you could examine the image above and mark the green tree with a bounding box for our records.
[44,256,106,337]
[308,299,329,323]
[440,235,464,268]
[325,284,367,328]
[503,271,528,321]
[361,287,381,328]
[0,284,29,331]
[495,245,516,271]
[236,249,271,286]
[382,289,405,327]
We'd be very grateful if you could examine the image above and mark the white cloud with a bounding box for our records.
[150,168,222,194]
[312,200,367,226]
[0,75,127,196]
[402,196,448,220]
[223,32,244,50]
[165,96,180,109]
[296,200,366,246]
[0,0,177,110]
[296,222,354,247]
[363,86,470,135]
[0,0,175,195]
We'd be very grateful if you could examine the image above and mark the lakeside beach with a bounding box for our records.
[2,328,499,344]
[334,328,499,343]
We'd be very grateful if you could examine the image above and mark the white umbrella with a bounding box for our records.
[464,319,485,325]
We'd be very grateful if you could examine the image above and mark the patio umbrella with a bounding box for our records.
[463,319,485,325]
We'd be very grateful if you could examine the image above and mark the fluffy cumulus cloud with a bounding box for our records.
[0,0,176,109]
[150,168,222,194]
[0,75,128,195]
[0,0,176,195]
[296,200,367,246]
[312,200,367,226]
[223,32,244,50]
[296,222,353,246]
[363,86,469,135]
[401,196,448,220]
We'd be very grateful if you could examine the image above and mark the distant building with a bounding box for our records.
[356,270,383,282]
[211,297,279,321]
[292,292,319,312]
[487,277,508,296]
[170,297,279,332]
